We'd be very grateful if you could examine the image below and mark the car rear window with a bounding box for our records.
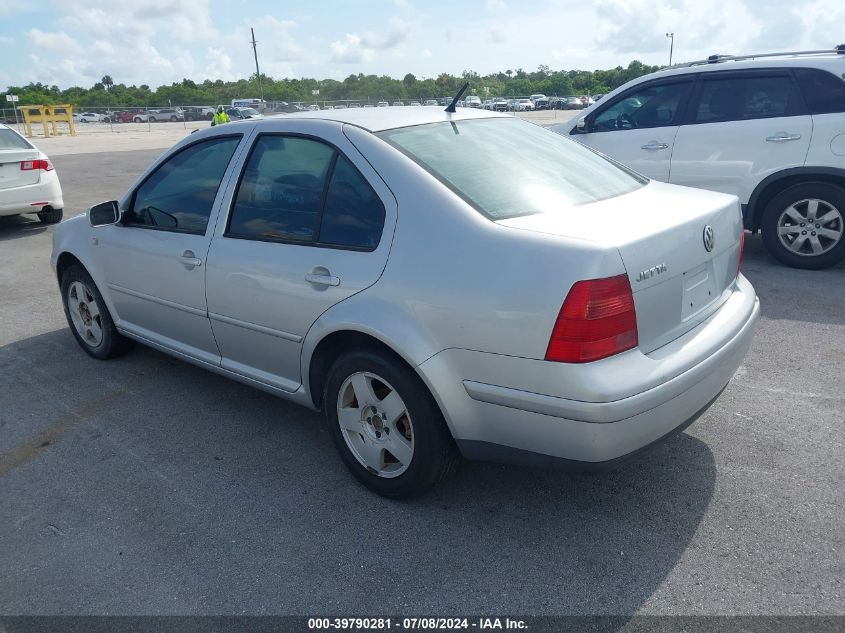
[377,118,645,220]
[0,129,34,150]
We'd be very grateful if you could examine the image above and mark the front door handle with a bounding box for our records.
[641,142,669,150]
[305,273,340,287]
[766,133,802,142]
[178,250,203,268]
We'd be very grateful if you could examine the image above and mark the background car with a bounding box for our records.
[225,107,263,120]
[464,96,483,108]
[392,101,404,107]
[424,99,439,106]
[148,108,184,122]
[377,101,389,107]
[111,110,149,123]
[183,106,214,121]
[552,47,845,269]
[492,98,509,112]
[0,123,63,224]
[76,112,109,123]
[409,101,421,106]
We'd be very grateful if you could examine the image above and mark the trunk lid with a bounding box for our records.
[0,149,41,190]
[498,180,744,353]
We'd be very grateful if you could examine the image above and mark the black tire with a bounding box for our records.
[133,117,142,123]
[324,349,460,498]
[170,116,177,122]
[37,207,63,224]
[761,182,845,270]
[60,264,134,360]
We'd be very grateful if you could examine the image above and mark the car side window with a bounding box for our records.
[227,135,386,250]
[227,136,335,242]
[127,136,241,234]
[794,67,845,115]
[592,81,691,132]
[692,74,803,123]
[318,155,385,250]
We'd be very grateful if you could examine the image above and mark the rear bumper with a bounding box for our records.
[0,174,63,217]
[419,275,759,465]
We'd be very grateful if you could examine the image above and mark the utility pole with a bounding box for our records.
[251,27,264,101]
[666,32,675,66]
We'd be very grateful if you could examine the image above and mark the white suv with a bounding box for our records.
[552,47,845,269]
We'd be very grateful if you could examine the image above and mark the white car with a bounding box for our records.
[464,96,483,108]
[553,46,845,269]
[75,112,109,123]
[0,124,64,224]
[377,101,389,108]
[513,99,534,112]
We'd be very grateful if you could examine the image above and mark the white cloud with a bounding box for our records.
[205,47,234,81]
[26,29,82,54]
[331,33,374,64]
[486,0,507,11]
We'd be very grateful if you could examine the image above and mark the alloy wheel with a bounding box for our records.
[777,198,843,257]
[67,281,104,347]
[336,372,414,478]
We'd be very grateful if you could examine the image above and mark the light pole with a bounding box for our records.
[666,32,675,66]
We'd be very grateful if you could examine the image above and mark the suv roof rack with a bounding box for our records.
[672,44,845,68]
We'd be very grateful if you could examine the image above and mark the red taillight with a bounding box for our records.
[737,230,745,277]
[545,274,638,363]
[20,159,53,171]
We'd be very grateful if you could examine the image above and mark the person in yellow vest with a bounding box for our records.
[211,106,230,126]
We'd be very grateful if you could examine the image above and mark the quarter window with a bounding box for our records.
[227,135,386,250]
[794,68,845,115]
[319,155,385,249]
[127,136,241,234]
[592,81,691,132]
[692,75,803,123]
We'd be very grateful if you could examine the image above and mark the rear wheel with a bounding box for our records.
[60,264,134,359]
[37,207,63,224]
[761,182,845,269]
[170,115,178,122]
[133,117,142,123]
[324,349,460,498]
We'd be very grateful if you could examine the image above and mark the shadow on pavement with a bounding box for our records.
[0,215,47,242]
[0,328,716,616]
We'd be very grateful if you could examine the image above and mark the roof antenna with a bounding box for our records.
[445,82,469,113]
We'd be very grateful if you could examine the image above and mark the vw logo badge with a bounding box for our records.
[703,225,715,252]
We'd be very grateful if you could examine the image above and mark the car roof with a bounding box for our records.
[642,52,845,81]
[265,105,509,132]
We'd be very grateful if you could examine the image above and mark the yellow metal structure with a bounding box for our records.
[18,104,77,138]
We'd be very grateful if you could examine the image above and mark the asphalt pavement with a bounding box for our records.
[0,150,842,616]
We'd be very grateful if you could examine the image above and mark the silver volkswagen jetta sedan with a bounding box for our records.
[51,107,759,497]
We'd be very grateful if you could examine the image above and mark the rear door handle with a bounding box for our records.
[305,273,340,287]
[766,133,802,142]
[178,250,202,268]
[641,142,669,150]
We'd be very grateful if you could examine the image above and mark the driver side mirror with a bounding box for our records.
[572,117,589,134]
[89,200,121,227]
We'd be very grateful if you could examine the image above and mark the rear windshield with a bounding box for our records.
[0,128,34,150]
[377,118,645,220]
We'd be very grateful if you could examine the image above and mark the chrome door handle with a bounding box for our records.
[641,142,669,150]
[766,133,802,142]
[178,250,202,268]
[305,273,340,287]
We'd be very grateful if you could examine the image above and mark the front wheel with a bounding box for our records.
[324,350,459,498]
[61,264,134,359]
[133,117,142,123]
[761,182,845,269]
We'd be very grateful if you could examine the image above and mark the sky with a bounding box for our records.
[1,0,843,90]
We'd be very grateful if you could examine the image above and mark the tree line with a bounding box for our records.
[3,61,661,108]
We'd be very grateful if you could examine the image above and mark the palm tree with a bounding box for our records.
[101,75,114,92]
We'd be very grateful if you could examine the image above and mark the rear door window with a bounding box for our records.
[691,73,805,123]
[794,67,845,114]
[0,129,34,150]
[227,134,386,250]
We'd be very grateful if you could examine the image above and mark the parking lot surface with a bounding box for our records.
[0,148,842,615]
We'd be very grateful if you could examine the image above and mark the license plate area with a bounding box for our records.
[681,262,718,321]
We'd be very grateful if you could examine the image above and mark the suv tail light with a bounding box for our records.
[21,159,54,171]
[737,230,745,277]
[545,274,638,363]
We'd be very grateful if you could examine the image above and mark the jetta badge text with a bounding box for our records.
[636,262,668,282]
[703,225,715,252]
